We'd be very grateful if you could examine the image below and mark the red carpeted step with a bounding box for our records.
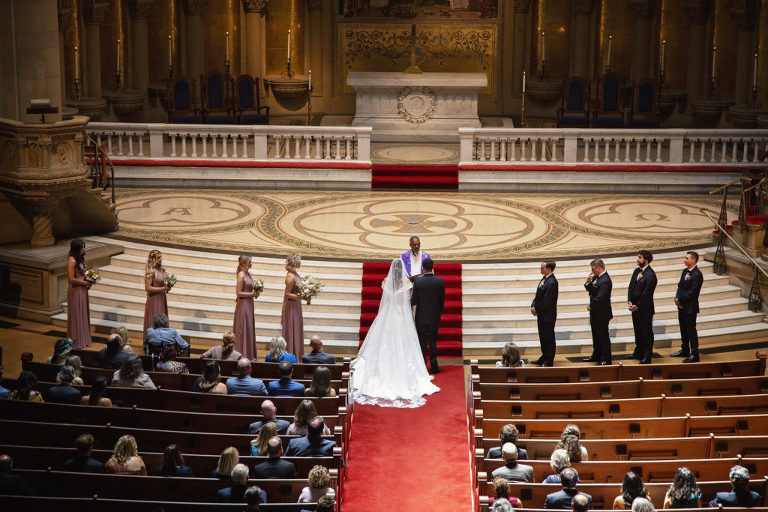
[371,164,459,190]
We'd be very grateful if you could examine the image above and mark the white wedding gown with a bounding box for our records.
[351,259,440,408]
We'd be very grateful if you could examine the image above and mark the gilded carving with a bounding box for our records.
[242,0,267,14]
[184,0,208,15]
[571,0,595,15]
[128,0,156,20]
[82,1,111,25]
[398,87,437,123]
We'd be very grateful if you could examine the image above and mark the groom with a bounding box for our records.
[411,258,445,374]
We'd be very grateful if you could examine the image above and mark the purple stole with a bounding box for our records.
[400,250,430,277]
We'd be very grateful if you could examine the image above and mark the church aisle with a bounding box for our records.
[341,365,474,511]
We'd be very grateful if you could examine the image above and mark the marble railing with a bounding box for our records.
[459,128,768,166]
[85,123,372,163]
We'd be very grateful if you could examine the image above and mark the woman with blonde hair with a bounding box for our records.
[234,255,259,360]
[287,400,330,436]
[63,355,85,386]
[202,331,242,361]
[252,422,279,456]
[265,336,298,363]
[143,249,170,336]
[212,446,239,479]
[297,465,336,503]
[281,253,310,359]
[111,326,133,353]
[105,434,146,475]
[193,360,228,394]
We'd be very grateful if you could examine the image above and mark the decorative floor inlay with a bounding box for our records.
[371,143,460,164]
[112,190,736,261]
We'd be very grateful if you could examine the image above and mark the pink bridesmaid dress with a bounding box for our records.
[233,273,256,360]
[281,273,304,359]
[144,268,168,335]
[67,261,92,349]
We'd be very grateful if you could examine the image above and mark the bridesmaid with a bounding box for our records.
[281,253,310,359]
[234,255,259,360]
[143,250,170,336]
[67,239,92,349]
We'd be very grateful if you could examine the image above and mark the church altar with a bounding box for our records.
[347,71,487,141]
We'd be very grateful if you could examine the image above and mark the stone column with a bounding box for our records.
[729,7,757,105]
[628,0,656,83]
[129,0,156,97]
[82,1,111,99]
[571,0,594,78]
[58,6,73,102]
[184,0,207,84]
[683,0,711,99]
[511,0,530,94]
[242,0,267,78]
[307,0,322,92]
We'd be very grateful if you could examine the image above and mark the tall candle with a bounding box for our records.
[116,39,121,72]
[74,46,79,79]
[660,40,666,71]
[711,46,717,80]
[753,52,758,89]
[522,70,526,93]
[308,69,312,91]
[226,31,229,62]
[168,35,172,67]
[607,35,612,68]
[542,32,546,63]
[287,30,291,63]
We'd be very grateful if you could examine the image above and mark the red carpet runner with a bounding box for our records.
[341,366,474,511]
[359,262,463,357]
[371,164,459,189]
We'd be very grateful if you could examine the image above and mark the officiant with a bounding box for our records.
[401,236,430,282]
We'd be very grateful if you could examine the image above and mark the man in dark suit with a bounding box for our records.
[302,335,336,364]
[544,468,591,509]
[708,465,760,507]
[0,455,32,496]
[411,257,445,374]
[673,251,704,363]
[63,433,104,473]
[248,399,290,435]
[583,259,613,365]
[267,361,306,397]
[217,463,250,502]
[531,259,559,366]
[44,365,82,404]
[627,250,658,364]
[252,436,297,479]
[285,417,336,457]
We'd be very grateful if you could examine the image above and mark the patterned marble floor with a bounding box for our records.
[112,190,736,261]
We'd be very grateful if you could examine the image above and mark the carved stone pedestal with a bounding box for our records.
[102,90,147,121]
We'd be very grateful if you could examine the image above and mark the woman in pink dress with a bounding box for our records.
[281,253,310,359]
[143,250,170,336]
[67,239,92,349]
[234,255,259,360]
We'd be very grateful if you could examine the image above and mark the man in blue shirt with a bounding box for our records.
[144,313,189,356]
[285,417,336,457]
[226,358,268,396]
[267,361,306,397]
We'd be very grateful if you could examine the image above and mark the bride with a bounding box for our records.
[351,258,440,408]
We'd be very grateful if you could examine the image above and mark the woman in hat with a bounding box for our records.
[47,338,73,364]
[67,239,92,348]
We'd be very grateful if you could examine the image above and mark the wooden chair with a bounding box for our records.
[235,74,270,125]
[200,71,235,124]
[592,72,624,128]
[557,77,590,128]
[166,78,200,124]
[628,78,660,128]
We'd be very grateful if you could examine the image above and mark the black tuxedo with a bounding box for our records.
[44,384,82,404]
[411,272,445,371]
[628,265,657,359]
[532,274,558,364]
[675,266,703,355]
[252,457,297,479]
[584,272,613,363]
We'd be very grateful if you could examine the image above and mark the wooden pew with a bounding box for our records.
[0,496,318,512]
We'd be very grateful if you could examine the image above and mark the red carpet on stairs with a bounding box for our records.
[341,366,474,511]
[359,262,463,357]
[371,164,459,189]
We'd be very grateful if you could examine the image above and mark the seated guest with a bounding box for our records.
[251,423,279,456]
[63,433,104,473]
[156,444,193,477]
[10,371,43,402]
[248,399,290,434]
[193,360,228,394]
[491,498,515,512]
[265,336,298,363]
[302,335,335,364]
[155,345,189,373]
[252,436,297,479]
[544,449,572,483]
[663,467,701,509]
[708,465,759,508]
[212,446,239,479]
[496,342,524,367]
[287,400,331,436]
[0,455,32,495]
[105,434,147,475]
[632,498,656,512]
[217,463,252,503]
[44,365,82,404]
[298,465,335,503]
[268,360,305,397]
[47,337,73,364]
[556,424,587,462]
[545,468,591,509]
[81,376,112,407]
[491,442,534,482]
[245,485,265,511]
[613,472,648,509]
[98,334,131,369]
[305,366,336,398]
[144,313,190,357]
[489,476,522,508]
[202,331,243,361]
[317,494,336,512]
[572,493,591,512]
[64,355,84,385]
[112,354,156,389]
[285,417,336,457]
[487,424,528,460]
[226,358,267,396]
[111,325,133,353]
[0,366,10,399]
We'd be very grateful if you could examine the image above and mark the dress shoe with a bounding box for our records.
[539,361,553,367]
[429,367,443,374]
[531,358,544,366]
[683,354,700,363]
[639,358,652,364]
[598,360,612,365]
[581,356,598,363]
[671,350,690,358]
[631,351,642,360]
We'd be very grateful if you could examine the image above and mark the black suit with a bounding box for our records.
[675,266,703,355]
[708,490,760,507]
[411,273,445,371]
[584,272,613,363]
[628,265,657,360]
[301,350,335,364]
[44,384,82,404]
[544,489,592,509]
[64,455,105,473]
[252,457,297,479]
[532,274,558,364]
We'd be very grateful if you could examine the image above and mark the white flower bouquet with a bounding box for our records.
[252,278,264,294]
[164,273,177,291]
[296,275,324,300]
[84,268,101,284]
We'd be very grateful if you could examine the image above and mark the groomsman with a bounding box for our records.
[531,259,559,366]
[583,259,613,365]
[628,250,658,364]
[673,251,703,363]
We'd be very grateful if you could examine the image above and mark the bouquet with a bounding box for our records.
[84,268,101,284]
[164,274,177,291]
[252,278,264,294]
[296,274,324,300]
